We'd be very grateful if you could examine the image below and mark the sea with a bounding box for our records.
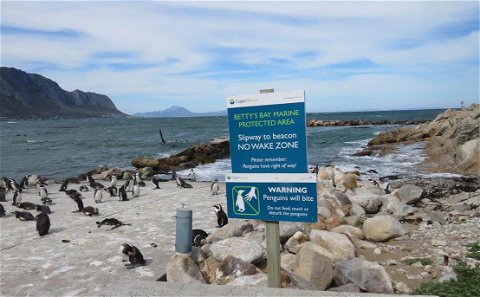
[0,109,455,182]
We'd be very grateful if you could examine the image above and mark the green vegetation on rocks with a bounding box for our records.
[466,242,480,260]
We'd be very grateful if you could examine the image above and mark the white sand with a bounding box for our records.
[0,179,226,296]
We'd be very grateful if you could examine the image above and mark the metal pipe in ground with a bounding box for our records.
[175,207,192,255]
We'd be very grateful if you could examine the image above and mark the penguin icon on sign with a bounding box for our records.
[231,186,260,215]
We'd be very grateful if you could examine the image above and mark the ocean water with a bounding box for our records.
[0,109,447,182]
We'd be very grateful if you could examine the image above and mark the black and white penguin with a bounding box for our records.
[36,204,51,214]
[81,206,99,216]
[41,197,52,205]
[176,176,193,188]
[19,175,30,189]
[132,181,140,198]
[12,210,34,221]
[213,204,228,227]
[119,243,145,269]
[210,179,220,195]
[0,203,5,217]
[86,173,104,190]
[192,229,208,247]
[118,184,129,201]
[126,178,134,193]
[151,176,161,190]
[96,218,131,230]
[187,169,197,181]
[59,180,69,192]
[9,178,20,192]
[17,202,37,210]
[110,173,118,188]
[12,188,22,206]
[69,192,84,212]
[94,186,103,203]
[106,186,118,197]
[79,185,89,192]
[39,185,48,200]
[0,186,6,202]
[35,212,50,236]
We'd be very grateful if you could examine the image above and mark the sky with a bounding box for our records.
[1,1,479,114]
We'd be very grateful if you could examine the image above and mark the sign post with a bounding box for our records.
[226,89,317,288]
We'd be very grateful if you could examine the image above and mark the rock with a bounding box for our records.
[395,184,425,204]
[200,243,212,257]
[373,248,381,255]
[342,173,359,192]
[279,222,304,243]
[242,230,266,249]
[328,283,361,293]
[380,195,415,217]
[122,171,132,180]
[362,215,406,242]
[210,237,265,263]
[331,225,364,240]
[280,253,297,272]
[293,242,333,290]
[206,220,254,243]
[333,258,394,293]
[325,215,342,230]
[351,194,382,214]
[131,156,160,169]
[395,281,412,294]
[343,215,362,227]
[95,164,109,174]
[351,238,378,251]
[349,202,366,216]
[226,273,268,287]
[284,231,309,254]
[280,269,317,290]
[318,206,332,218]
[310,230,355,263]
[431,239,447,247]
[201,256,221,284]
[215,255,258,285]
[166,254,206,284]
[426,212,447,225]
[190,246,206,263]
[139,166,154,178]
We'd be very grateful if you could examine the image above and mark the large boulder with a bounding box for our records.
[200,256,221,284]
[166,255,206,284]
[131,156,160,169]
[210,237,265,263]
[331,225,364,240]
[215,255,259,285]
[395,184,425,204]
[362,215,406,242]
[380,195,416,217]
[206,220,254,243]
[310,230,355,263]
[351,194,382,214]
[333,258,394,293]
[280,253,297,272]
[293,242,333,290]
[279,222,305,243]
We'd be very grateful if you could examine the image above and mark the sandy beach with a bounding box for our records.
[0,179,225,296]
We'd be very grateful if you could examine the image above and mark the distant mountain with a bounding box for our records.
[134,106,227,117]
[0,67,126,119]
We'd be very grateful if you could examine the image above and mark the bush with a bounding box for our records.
[466,242,480,260]
[415,262,480,297]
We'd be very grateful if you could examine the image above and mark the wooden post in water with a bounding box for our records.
[260,88,281,288]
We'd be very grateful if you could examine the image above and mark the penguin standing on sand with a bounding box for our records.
[35,212,50,236]
[19,175,30,189]
[213,204,228,227]
[94,186,103,203]
[110,174,118,188]
[118,184,129,201]
[12,188,22,206]
[0,186,6,202]
[126,178,134,193]
[39,184,48,200]
[69,192,84,212]
[0,203,5,217]
[59,180,69,191]
[210,179,220,195]
[132,181,140,198]
[106,186,118,197]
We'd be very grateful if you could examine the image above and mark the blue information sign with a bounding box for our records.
[226,173,317,223]
[227,90,307,173]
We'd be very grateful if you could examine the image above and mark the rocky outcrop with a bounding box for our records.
[210,237,265,263]
[0,67,125,119]
[357,105,480,176]
[307,119,427,127]
[131,139,229,172]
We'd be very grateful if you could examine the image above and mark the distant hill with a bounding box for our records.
[0,67,126,119]
[134,106,227,117]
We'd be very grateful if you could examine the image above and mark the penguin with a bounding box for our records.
[65,189,79,196]
[132,181,140,198]
[213,204,228,227]
[94,187,103,203]
[19,175,30,189]
[119,243,145,269]
[17,202,37,210]
[96,218,131,230]
[36,204,51,214]
[69,193,84,212]
[187,169,197,181]
[86,173,104,190]
[12,211,34,221]
[59,180,69,191]
[175,176,193,188]
[41,197,52,205]
[0,203,5,217]
[210,179,220,195]
[79,185,89,192]
[110,173,118,188]
[151,176,161,190]
[12,188,22,206]
[81,206,99,216]
[35,212,50,236]
[9,178,20,192]
[106,186,118,197]
[192,229,208,247]
[0,186,6,202]
[39,185,48,200]
[118,184,129,201]
[126,179,134,193]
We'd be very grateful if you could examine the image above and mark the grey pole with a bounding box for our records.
[175,207,192,255]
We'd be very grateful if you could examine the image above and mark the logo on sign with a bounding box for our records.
[231,186,260,215]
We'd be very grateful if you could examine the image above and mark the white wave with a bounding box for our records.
[27,139,39,143]
[7,121,19,124]
[177,158,231,182]
[417,172,464,178]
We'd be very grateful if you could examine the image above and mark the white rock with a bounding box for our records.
[310,230,355,263]
[210,237,265,263]
[293,242,333,290]
[362,215,406,242]
[331,225,364,240]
